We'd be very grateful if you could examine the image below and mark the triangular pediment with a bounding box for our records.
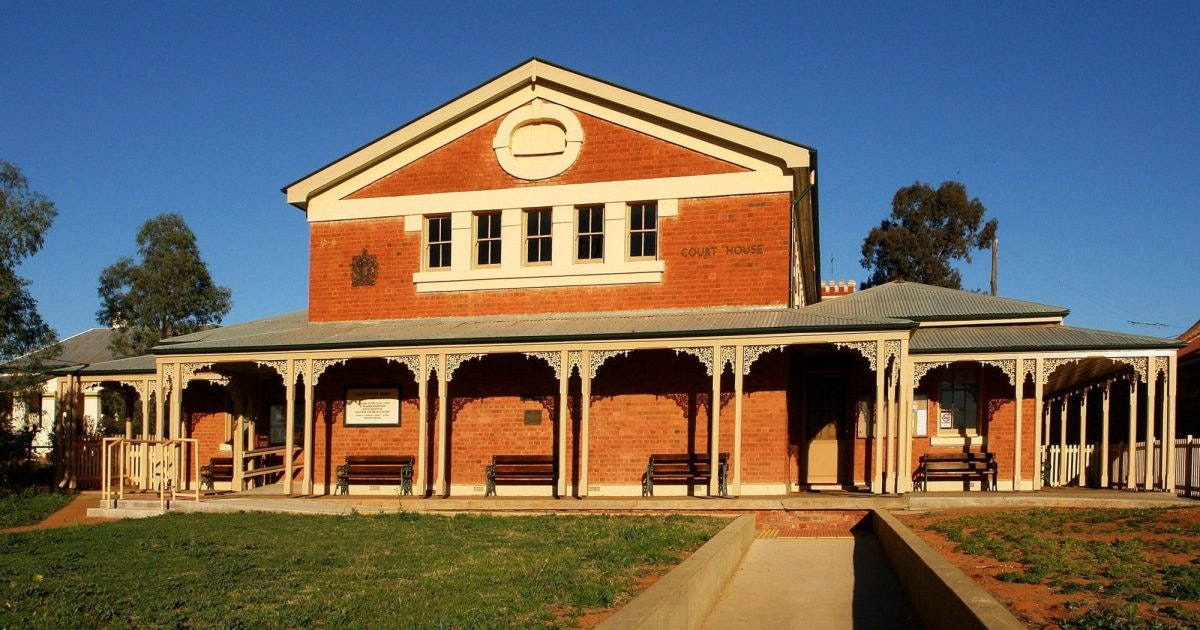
[284,58,813,211]
[344,105,749,199]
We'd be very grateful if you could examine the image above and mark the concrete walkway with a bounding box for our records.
[703,535,920,629]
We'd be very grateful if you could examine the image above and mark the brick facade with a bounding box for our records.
[346,107,747,199]
[308,192,792,321]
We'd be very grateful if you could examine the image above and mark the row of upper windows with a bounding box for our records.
[423,202,659,270]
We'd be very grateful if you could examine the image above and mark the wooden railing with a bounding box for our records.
[101,438,201,508]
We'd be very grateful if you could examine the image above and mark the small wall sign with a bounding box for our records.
[938,411,954,430]
[345,387,400,427]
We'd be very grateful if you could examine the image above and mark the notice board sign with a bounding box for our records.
[344,387,400,427]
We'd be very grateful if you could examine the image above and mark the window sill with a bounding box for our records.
[413,260,665,293]
[929,435,987,449]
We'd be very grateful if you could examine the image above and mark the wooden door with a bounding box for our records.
[805,378,848,486]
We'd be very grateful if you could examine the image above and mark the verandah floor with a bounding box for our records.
[158,486,1193,518]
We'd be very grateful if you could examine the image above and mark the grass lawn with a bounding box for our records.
[0,511,726,628]
[907,507,1200,629]
[0,490,75,529]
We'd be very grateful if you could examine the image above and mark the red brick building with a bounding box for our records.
[78,59,1182,496]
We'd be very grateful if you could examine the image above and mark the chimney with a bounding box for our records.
[820,280,857,300]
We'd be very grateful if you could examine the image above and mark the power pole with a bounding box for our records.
[990,238,998,296]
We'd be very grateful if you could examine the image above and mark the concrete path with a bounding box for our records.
[703,535,920,629]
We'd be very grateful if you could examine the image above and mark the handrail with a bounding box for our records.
[242,445,301,459]
[99,437,203,507]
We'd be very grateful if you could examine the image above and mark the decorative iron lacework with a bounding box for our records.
[834,341,878,372]
[426,355,440,379]
[180,362,215,388]
[720,346,735,374]
[589,350,630,379]
[161,364,174,395]
[292,359,308,385]
[1021,358,1037,383]
[742,345,784,376]
[980,359,1018,387]
[674,347,714,376]
[523,351,562,380]
[1041,357,1086,385]
[383,355,420,379]
[1153,355,1169,378]
[350,247,378,287]
[1113,356,1149,383]
[568,351,583,378]
[256,360,289,379]
[883,339,901,370]
[446,353,484,382]
[312,358,349,383]
[912,361,951,388]
[119,380,146,399]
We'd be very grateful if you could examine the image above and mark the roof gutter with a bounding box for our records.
[150,319,918,356]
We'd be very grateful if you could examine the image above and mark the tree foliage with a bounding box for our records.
[859,180,998,289]
[0,160,59,400]
[97,213,232,357]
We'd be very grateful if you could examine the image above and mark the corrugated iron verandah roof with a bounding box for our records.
[150,307,914,355]
[911,324,1184,354]
[801,280,1070,322]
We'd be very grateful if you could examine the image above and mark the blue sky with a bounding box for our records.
[3,2,1197,340]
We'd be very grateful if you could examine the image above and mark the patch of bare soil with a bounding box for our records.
[897,507,1200,629]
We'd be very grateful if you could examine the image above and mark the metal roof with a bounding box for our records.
[152,307,913,355]
[74,354,157,376]
[3,328,121,372]
[911,324,1183,354]
[801,281,1069,322]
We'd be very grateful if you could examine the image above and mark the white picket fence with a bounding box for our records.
[1040,438,1200,497]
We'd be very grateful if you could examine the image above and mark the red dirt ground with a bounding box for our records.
[897,507,1200,629]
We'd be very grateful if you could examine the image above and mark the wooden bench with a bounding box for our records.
[643,453,729,497]
[485,454,556,497]
[200,457,233,490]
[335,455,415,496]
[919,451,997,491]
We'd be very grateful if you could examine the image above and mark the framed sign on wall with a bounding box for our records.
[344,387,401,427]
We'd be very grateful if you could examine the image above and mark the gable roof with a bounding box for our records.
[3,328,122,373]
[282,57,815,211]
[801,281,1069,323]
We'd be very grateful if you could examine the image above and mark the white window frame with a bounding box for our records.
[575,204,605,263]
[425,214,452,271]
[627,201,658,261]
[524,208,553,266]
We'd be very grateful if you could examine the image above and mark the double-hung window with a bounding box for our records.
[628,202,658,259]
[425,215,452,270]
[475,211,502,267]
[525,208,552,265]
[576,205,604,261]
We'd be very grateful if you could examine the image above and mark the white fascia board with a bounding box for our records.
[285,62,537,208]
[535,64,812,169]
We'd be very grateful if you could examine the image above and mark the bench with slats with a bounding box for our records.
[200,457,233,490]
[643,452,729,497]
[485,454,556,497]
[919,451,997,491]
[336,455,415,495]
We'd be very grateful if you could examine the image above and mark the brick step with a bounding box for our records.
[754,509,871,536]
